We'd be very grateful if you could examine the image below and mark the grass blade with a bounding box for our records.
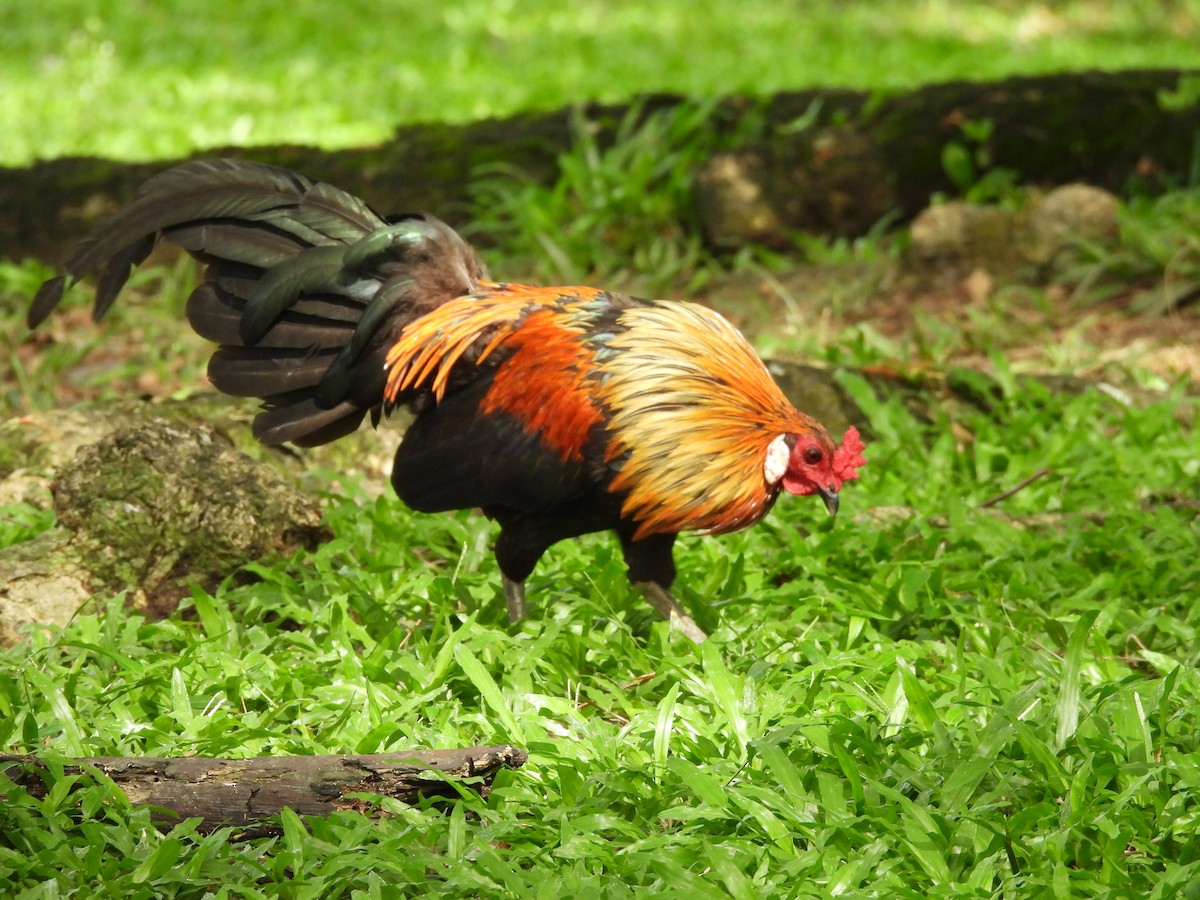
[1056,609,1100,751]
[453,643,525,743]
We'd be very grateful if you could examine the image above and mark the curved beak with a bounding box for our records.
[817,485,839,517]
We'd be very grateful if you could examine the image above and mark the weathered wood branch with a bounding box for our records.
[1,746,528,832]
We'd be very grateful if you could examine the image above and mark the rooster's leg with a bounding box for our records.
[502,576,527,623]
[619,532,706,642]
[635,582,707,644]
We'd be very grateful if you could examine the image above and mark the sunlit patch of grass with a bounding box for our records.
[0,504,55,549]
[4,0,1200,165]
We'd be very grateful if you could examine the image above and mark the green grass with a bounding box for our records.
[469,102,731,292]
[2,371,1199,896]
[4,0,1200,165]
[1062,189,1200,313]
[0,256,206,417]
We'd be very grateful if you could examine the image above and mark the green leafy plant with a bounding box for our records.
[1157,73,1200,111]
[0,504,54,549]
[940,117,1022,205]
[468,101,723,293]
[1062,188,1200,313]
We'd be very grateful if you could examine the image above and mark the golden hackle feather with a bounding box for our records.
[384,293,536,401]
[595,301,823,540]
[382,283,602,402]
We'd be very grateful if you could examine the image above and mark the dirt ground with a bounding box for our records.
[705,263,1200,388]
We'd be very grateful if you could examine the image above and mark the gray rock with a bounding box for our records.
[906,185,1120,276]
[0,411,331,645]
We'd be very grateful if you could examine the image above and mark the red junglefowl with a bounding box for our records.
[30,159,865,642]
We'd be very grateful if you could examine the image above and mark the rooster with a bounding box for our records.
[30,160,865,642]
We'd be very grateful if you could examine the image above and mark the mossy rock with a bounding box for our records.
[0,413,335,644]
[51,418,331,612]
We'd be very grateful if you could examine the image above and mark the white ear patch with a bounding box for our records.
[764,435,790,484]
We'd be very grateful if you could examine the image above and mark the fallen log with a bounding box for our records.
[0,745,528,832]
[5,70,1198,261]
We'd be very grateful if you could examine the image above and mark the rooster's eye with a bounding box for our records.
[803,447,823,465]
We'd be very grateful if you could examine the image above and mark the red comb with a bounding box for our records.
[832,426,866,483]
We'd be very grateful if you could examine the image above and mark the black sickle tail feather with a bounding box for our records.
[30,159,488,447]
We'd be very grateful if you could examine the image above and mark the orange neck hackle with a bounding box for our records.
[592,301,827,539]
